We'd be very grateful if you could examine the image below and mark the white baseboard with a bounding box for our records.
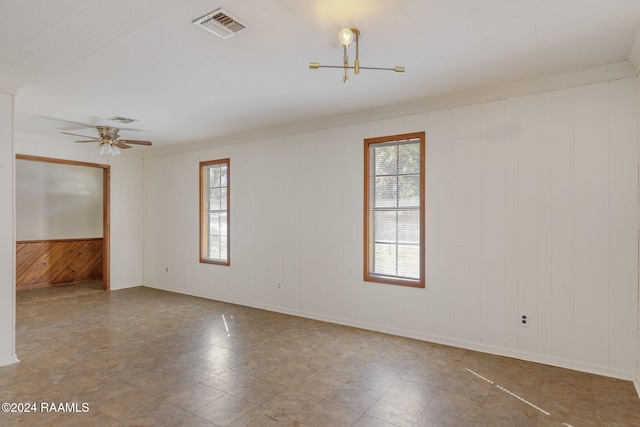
[110,282,144,291]
[634,378,640,399]
[143,282,637,384]
[0,354,20,367]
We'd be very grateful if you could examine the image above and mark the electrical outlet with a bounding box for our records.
[278,282,282,289]
[519,313,529,328]
[165,267,169,272]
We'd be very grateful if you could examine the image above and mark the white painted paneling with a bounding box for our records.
[573,82,610,367]
[341,124,365,323]
[251,139,281,305]
[516,94,539,355]
[143,77,639,380]
[504,97,520,351]
[324,127,348,320]
[480,100,507,348]
[425,109,451,338]
[109,155,144,290]
[232,142,257,304]
[467,103,484,344]
[550,88,575,361]
[449,106,472,342]
[0,91,17,366]
[608,77,639,373]
[536,92,553,357]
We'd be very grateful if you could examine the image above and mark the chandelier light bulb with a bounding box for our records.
[338,28,354,46]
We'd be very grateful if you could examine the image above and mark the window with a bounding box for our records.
[200,159,230,265]
[364,132,425,287]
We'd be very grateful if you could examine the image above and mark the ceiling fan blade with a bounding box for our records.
[115,142,132,149]
[74,140,99,143]
[119,139,152,146]
[61,131,99,140]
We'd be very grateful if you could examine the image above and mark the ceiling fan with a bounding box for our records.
[61,126,152,156]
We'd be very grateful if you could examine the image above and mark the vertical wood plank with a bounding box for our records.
[550,88,576,361]
[343,124,365,323]
[573,82,610,367]
[468,103,484,343]
[480,99,507,348]
[449,105,472,341]
[517,94,539,354]
[504,97,520,350]
[325,127,348,320]
[608,77,639,372]
[537,92,553,356]
[426,109,452,338]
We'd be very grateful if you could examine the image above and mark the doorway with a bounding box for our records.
[15,154,110,291]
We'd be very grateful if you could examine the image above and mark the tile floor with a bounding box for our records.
[2,284,639,426]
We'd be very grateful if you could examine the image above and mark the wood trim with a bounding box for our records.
[17,238,102,244]
[199,158,230,266]
[363,132,426,288]
[16,154,110,290]
[16,154,109,169]
[103,166,110,290]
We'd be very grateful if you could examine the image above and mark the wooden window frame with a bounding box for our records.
[364,132,425,288]
[200,158,230,265]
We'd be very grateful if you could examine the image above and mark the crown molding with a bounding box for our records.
[144,60,638,158]
[0,76,24,95]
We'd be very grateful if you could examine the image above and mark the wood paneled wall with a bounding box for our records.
[144,78,639,379]
[16,238,103,290]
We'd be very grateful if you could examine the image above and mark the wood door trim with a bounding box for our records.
[16,154,109,169]
[103,165,110,290]
[17,237,103,244]
[15,154,111,291]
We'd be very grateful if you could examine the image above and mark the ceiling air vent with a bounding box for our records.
[108,116,136,124]
[193,8,247,39]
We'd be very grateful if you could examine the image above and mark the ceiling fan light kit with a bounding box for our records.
[309,27,405,83]
[97,142,121,156]
[61,125,152,156]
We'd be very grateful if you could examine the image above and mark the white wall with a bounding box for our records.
[15,159,103,240]
[15,139,144,290]
[637,79,640,397]
[144,76,639,380]
[0,90,18,367]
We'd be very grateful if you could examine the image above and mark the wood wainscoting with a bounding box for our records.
[16,238,103,290]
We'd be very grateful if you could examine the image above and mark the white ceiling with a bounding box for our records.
[3,0,640,156]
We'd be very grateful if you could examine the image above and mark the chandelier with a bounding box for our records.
[309,28,405,83]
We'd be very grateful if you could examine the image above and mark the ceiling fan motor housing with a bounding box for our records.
[97,126,119,140]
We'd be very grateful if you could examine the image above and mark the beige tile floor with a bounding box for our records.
[2,284,639,426]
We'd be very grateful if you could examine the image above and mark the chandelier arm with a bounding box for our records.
[358,66,400,71]
[343,45,349,71]
[311,64,403,72]
[354,31,360,74]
